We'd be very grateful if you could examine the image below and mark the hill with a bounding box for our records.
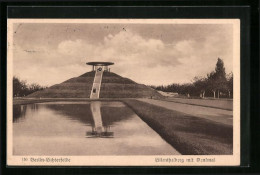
[27,71,162,98]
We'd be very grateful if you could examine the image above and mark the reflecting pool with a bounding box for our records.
[13,101,180,155]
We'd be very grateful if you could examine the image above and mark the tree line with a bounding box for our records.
[151,58,233,99]
[13,76,48,97]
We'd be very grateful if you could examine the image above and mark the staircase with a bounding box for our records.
[90,69,103,99]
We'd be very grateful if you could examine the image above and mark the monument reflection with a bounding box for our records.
[86,101,114,138]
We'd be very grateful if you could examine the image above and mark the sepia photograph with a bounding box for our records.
[7,19,240,166]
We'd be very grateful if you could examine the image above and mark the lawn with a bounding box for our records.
[122,99,233,155]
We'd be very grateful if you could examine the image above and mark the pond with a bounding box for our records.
[13,101,180,155]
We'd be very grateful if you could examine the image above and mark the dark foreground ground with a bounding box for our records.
[123,99,233,155]
[13,98,233,155]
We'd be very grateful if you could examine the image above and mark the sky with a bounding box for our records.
[12,21,233,86]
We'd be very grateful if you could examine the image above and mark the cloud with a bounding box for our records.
[13,27,233,86]
[56,30,181,68]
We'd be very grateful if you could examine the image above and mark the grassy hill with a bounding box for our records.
[27,71,162,98]
[27,71,95,98]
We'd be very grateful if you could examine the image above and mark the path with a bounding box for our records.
[138,98,233,126]
[166,97,233,110]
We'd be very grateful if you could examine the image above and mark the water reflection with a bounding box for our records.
[44,103,94,126]
[87,101,114,138]
[13,104,40,123]
[13,101,134,136]
[13,101,180,155]
[13,105,26,122]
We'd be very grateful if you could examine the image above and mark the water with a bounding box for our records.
[13,101,179,155]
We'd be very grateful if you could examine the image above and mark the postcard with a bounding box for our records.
[7,19,240,166]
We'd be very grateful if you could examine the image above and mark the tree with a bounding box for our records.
[177,83,194,98]
[215,58,226,78]
[207,71,217,98]
[13,76,47,97]
[193,76,207,98]
[151,58,232,99]
[215,58,227,98]
[13,76,22,97]
[207,58,227,98]
[227,72,233,98]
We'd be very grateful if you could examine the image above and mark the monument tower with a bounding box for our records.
[86,62,114,99]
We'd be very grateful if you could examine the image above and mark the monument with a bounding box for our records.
[27,61,162,99]
[87,62,114,99]
[86,62,114,72]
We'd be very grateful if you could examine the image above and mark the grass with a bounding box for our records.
[122,99,233,155]
[100,84,163,98]
[100,72,163,98]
